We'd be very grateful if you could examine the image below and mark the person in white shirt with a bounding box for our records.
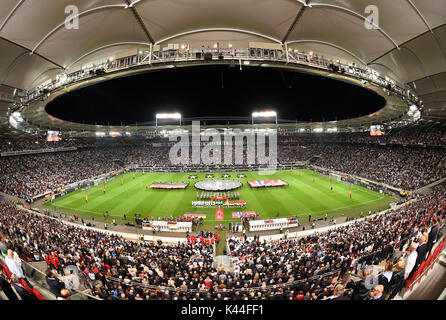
[5,249,24,279]
[404,242,418,280]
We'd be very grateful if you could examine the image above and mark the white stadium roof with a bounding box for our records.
[0,0,445,120]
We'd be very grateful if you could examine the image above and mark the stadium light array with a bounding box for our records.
[156,113,182,127]
[252,111,277,125]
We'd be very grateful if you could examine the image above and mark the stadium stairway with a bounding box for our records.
[214,255,233,272]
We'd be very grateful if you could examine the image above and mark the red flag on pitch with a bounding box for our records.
[215,209,224,221]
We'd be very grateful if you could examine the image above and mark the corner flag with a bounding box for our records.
[85,191,88,203]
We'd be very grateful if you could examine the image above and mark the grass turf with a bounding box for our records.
[44,169,395,226]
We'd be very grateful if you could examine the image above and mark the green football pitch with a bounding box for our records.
[44,169,395,225]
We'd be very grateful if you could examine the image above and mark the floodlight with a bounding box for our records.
[155,113,182,126]
[252,111,277,118]
[252,111,277,125]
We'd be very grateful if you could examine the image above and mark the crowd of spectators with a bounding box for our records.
[305,144,446,190]
[227,187,445,300]
[0,201,217,300]
[0,184,444,300]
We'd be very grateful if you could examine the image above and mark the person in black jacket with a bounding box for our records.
[415,235,428,270]
[387,259,405,300]
[0,268,19,300]
[45,268,65,298]
[426,219,440,257]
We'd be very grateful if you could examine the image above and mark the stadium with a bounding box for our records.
[0,0,445,308]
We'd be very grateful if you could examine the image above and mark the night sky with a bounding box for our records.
[46,65,386,126]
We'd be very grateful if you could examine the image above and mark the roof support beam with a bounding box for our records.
[0,36,64,70]
[124,0,155,44]
[410,71,446,84]
[281,0,310,43]
[406,0,446,61]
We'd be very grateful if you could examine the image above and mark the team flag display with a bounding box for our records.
[150,182,189,190]
[247,180,288,188]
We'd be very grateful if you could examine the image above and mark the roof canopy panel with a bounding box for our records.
[411,0,446,28]
[309,0,428,45]
[2,53,57,90]
[36,9,149,68]
[287,7,394,63]
[136,0,299,44]
[0,0,126,50]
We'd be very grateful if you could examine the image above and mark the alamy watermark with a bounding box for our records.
[167,121,277,175]
[65,5,79,30]
[364,5,379,30]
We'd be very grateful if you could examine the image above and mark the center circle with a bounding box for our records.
[194,179,242,191]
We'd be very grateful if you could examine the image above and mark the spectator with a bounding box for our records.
[58,288,71,300]
[10,274,33,300]
[331,284,350,300]
[370,284,385,300]
[45,268,66,298]
[0,268,19,300]
[405,243,418,280]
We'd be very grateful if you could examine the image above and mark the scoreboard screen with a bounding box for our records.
[370,125,384,136]
[46,130,60,142]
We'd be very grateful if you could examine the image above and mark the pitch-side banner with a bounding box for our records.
[232,211,257,219]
